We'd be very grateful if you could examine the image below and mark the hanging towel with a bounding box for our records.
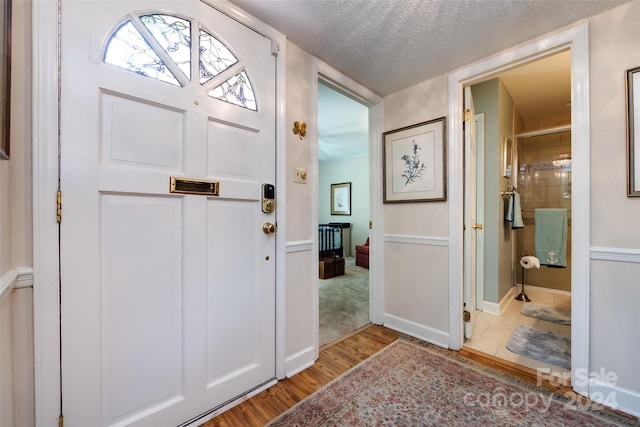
[511,192,524,229]
[505,192,524,229]
[534,208,568,267]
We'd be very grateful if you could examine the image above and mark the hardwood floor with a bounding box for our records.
[202,324,636,426]
[202,324,398,427]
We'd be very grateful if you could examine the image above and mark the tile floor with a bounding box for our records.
[464,287,571,375]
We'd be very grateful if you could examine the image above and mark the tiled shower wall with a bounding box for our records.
[515,130,572,292]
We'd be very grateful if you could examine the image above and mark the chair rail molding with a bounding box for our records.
[590,246,640,263]
[0,267,34,305]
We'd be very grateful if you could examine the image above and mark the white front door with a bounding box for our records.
[60,1,276,425]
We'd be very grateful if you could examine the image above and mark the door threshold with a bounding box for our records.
[458,345,572,392]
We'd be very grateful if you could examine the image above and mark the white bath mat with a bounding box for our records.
[521,302,571,325]
[506,324,570,369]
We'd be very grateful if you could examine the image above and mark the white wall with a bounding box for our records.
[377,1,640,416]
[0,0,35,425]
[284,42,318,375]
[381,76,450,346]
[588,1,640,414]
[319,155,370,256]
[497,80,515,301]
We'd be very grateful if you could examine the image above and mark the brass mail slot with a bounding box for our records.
[170,177,219,196]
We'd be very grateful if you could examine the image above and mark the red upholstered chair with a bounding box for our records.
[355,238,369,269]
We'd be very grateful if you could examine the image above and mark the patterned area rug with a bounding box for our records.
[507,325,571,369]
[521,302,571,325]
[319,257,369,345]
[268,340,634,426]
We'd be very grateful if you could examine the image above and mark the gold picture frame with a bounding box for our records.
[331,182,351,215]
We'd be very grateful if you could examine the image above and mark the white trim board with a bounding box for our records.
[383,313,449,349]
[384,234,449,247]
[482,285,517,316]
[0,267,34,306]
[591,247,640,264]
[515,283,572,297]
[284,346,316,378]
[286,240,314,253]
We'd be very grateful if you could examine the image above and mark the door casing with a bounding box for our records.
[314,61,384,351]
[448,23,591,398]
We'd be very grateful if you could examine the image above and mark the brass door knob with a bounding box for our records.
[263,222,278,234]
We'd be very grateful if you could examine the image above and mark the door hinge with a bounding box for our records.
[463,310,471,323]
[56,191,62,223]
[463,108,471,121]
[271,40,280,57]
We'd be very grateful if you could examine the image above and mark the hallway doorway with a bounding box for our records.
[317,81,371,346]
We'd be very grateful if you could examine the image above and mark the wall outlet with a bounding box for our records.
[294,167,307,184]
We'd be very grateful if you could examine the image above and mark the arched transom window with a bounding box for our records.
[103,13,257,111]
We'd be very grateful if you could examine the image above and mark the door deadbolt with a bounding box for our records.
[263,222,278,234]
[262,183,275,213]
[472,224,483,230]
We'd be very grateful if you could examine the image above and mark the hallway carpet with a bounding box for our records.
[319,257,369,346]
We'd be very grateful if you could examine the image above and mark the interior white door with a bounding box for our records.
[463,86,477,339]
[473,113,485,312]
[60,1,276,426]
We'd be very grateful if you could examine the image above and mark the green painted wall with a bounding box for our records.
[471,79,514,305]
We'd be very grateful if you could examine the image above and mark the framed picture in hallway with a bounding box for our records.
[331,182,351,215]
[0,0,11,160]
[627,66,640,196]
[383,117,446,203]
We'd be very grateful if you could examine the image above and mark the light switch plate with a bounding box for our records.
[294,167,307,184]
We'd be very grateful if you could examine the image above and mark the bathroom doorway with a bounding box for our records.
[463,51,574,374]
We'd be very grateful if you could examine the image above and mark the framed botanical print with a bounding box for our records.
[383,117,446,203]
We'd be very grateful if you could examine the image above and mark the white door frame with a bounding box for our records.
[32,1,287,424]
[314,60,384,338]
[448,23,591,397]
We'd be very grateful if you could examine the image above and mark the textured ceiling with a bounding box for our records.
[227,0,627,161]
[229,0,628,97]
[318,82,369,162]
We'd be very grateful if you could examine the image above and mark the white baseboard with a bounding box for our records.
[588,379,640,418]
[482,285,517,316]
[515,283,571,296]
[284,346,316,378]
[383,313,449,348]
[182,378,278,427]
